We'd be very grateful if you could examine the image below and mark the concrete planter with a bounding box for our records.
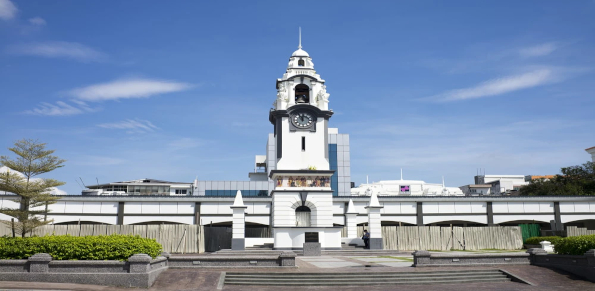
[168,251,296,268]
[0,253,167,288]
[412,250,530,267]
[527,248,595,282]
[0,251,297,287]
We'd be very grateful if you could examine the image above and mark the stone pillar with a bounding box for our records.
[526,248,547,264]
[416,202,423,226]
[230,190,248,250]
[412,250,431,267]
[28,253,52,273]
[365,192,384,250]
[128,254,152,273]
[487,202,494,226]
[345,199,358,239]
[279,251,296,266]
[117,202,125,225]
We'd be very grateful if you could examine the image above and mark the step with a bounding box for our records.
[225,278,511,286]
[225,274,506,282]
[226,271,502,278]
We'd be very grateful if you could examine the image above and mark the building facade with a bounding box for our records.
[2,38,595,244]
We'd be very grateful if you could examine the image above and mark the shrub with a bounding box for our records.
[525,236,563,245]
[0,234,162,261]
[554,234,595,255]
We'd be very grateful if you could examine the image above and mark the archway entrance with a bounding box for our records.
[295,205,311,227]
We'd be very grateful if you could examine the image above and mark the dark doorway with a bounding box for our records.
[204,226,232,252]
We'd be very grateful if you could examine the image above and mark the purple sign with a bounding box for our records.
[400,185,410,192]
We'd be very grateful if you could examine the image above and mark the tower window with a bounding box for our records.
[295,84,310,104]
[298,59,305,66]
[302,137,306,151]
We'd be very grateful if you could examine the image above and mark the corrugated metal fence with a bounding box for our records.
[344,225,523,250]
[0,224,205,254]
[1,224,523,252]
[567,226,595,236]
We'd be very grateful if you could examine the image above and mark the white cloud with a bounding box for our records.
[97,119,159,134]
[24,100,99,116]
[28,17,46,26]
[72,155,125,166]
[7,41,105,62]
[519,43,557,57]
[167,138,202,151]
[0,0,17,21]
[68,78,193,102]
[426,69,555,102]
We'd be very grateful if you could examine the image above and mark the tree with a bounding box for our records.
[520,161,595,196]
[0,139,66,237]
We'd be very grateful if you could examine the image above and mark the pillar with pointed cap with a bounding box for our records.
[365,191,384,249]
[230,190,248,250]
[344,199,360,243]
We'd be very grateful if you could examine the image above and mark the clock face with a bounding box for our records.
[292,112,314,128]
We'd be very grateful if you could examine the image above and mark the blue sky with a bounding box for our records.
[1,0,594,194]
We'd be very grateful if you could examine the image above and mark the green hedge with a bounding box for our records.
[554,234,595,255]
[525,236,563,245]
[0,234,162,261]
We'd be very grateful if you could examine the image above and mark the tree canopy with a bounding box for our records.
[0,139,66,237]
[520,161,595,196]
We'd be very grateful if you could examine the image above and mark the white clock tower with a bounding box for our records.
[269,31,333,171]
[269,31,341,250]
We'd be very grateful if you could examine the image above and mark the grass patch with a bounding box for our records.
[376,256,414,261]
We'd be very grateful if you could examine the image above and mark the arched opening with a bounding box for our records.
[298,58,305,66]
[295,205,311,227]
[294,84,310,104]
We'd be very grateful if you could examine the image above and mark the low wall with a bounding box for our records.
[0,253,167,288]
[0,251,297,288]
[412,250,530,267]
[168,252,296,268]
[411,248,595,283]
[527,248,595,282]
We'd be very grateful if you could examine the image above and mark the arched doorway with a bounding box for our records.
[295,205,311,227]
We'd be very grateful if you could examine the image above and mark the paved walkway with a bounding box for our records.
[0,254,593,290]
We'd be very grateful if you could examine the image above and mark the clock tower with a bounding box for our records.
[269,32,333,171]
[268,31,341,250]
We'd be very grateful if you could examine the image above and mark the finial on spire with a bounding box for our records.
[298,27,302,49]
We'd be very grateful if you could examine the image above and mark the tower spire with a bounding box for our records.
[298,27,302,49]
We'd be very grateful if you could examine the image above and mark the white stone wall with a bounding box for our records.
[276,117,329,171]
[272,192,333,227]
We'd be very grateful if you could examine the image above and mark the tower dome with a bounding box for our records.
[291,48,310,57]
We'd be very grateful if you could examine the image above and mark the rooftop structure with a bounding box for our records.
[586,146,595,162]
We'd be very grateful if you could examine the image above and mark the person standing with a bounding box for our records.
[362,230,370,249]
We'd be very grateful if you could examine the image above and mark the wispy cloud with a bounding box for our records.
[6,41,106,62]
[24,100,99,116]
[424,69,555,102]
[167,138,202,151]
[71,155,125,166]
[519,43,557,57]
[28,17,46,26]
[97,119,159,134]
[0,0,17,21]
[345,117,590,187]
[67,78,193,102]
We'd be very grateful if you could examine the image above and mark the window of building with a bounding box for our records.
[175,189,187,195]
[294,84,310,103]
[400,185,410,194]
[302,136,306,151]
[298,59,305,66]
